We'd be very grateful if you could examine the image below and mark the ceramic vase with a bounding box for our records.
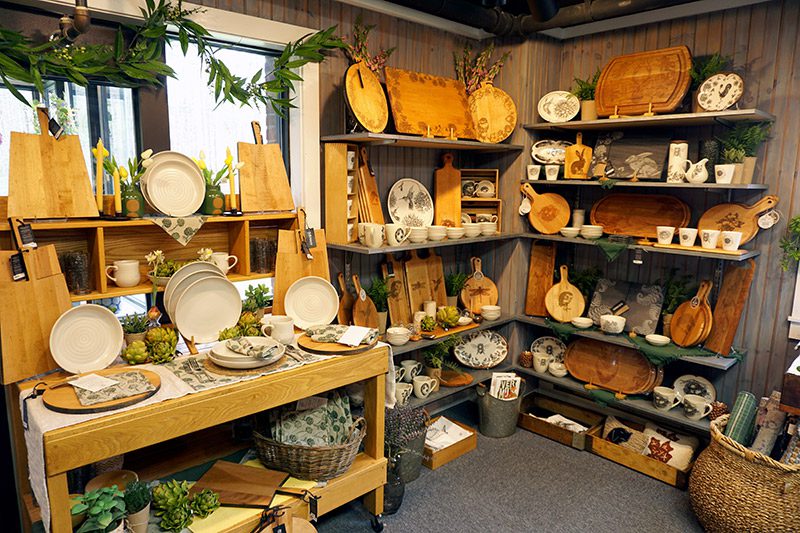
[378,311,388,335]
[742,156,758,184]
[580,100,597,121]
[424,366,441,392]
[126,503,151,533]
[122,185,145,218]
[202,185,225,215]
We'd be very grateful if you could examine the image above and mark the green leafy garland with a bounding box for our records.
[0,0,344,116]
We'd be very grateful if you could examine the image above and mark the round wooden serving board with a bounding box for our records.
[297,334,378,355]
[467,83,517,143]
[460,257,498,314]
[697,195,778,244]
[344,62,388,133]
[520,183,570,234]
[670,280,713,348]
[544,266,585,323]
[42,368,161,414]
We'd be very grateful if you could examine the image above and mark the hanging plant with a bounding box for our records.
[453,43,510,95]
[343,15,395,74]
[0,0,344,116]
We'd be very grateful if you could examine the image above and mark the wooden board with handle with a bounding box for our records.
[385,67,476,139]
[351,274,378,328]
[590,193,690,239]
[237,122,296,213]
[344,62,389,133]
[384,259,412,326]
[42,368,161,414]
[425,250,448,307]
[358,146,384,224]
[545,265,586,323]
[670,280,713,348]
[273,226,329,315]
[467,82,517,143]
[404,250,433,315]
[460,257,498,314]
[565,338,657,395]
[704,260,756,355]
[8,108,99,219]
[336,272,354,326]
[525,242,556,316]
[595,46,692,117]
[190,460,288,506]
[520,183,570,235]
[297,333,378,355]
[697,195,779,244]
[434,153,462,227]
[564,133,592,180]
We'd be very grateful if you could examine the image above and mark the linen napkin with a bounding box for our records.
[149,215,207,245]
[225,338,279,359]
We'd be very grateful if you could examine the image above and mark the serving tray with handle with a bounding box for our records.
[697,195,779,244]
[460,257,498,314]
[519,183,570,235]
[545,266,585,323]
[670,280,713,348]
[590,193,690,239]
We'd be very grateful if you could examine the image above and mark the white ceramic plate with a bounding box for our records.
[673,374,716,402]
[50,304,124,374]
[210,337,285,365]
[537,90,580,123]
[696,73,744,112]
[166,270,223,318]
[141,151,205,216]
[164,261,225,315]
[531,139,573,164]
[387,178,434,227]
[208,353,275,370]
[530,336,567,363]
[174,277,241,344]
[284,276,339,330]
[454,330,508,369]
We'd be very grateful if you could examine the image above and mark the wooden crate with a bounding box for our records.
[586,419,693,489]
[422,417,477,470]
[780,354,800,415]
[460,169,502,231]
[517,395,604,450]
[324,143,359,244]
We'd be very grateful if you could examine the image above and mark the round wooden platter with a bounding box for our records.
[590,193,690,239]
[520,183,570,235]
[670,280,713,348]
[42,367,161,415]
[344,62,389,133]
[297,334,378,355]
[468,82,517,143]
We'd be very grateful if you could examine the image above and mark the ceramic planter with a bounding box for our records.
[742,156,758,184]
[732,162,745,184]
[122,185,145,218]
[202,184,225,215]
[424,366,441,392]
[126,503,151,533]
[148,274,170,287]
[446,295,458,308]
[580,100,597,121]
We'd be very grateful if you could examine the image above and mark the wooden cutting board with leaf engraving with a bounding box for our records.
[405,250,433,315]
[697,196,779,244]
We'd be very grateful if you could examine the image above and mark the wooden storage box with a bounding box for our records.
[324,143,359,244]
[780,353,800,415]
[586,419,693,489]
[422,417,477,470]
[517,395,604,450]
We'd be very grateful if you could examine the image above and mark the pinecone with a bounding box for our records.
[709,401,729,421]
[519,351,533,368]
[152,480,190,516]
[190,489,220,518]
[159,503,193,532]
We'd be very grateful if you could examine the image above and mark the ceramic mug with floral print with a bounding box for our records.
[683,394,713,421]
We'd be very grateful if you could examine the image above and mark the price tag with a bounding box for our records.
[10,253,28,281]
[16,222,37,249]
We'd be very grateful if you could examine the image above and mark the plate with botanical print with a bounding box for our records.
[454,330,508,369]
[673,374,716,402]
[696,73,744,111]
[387,178,434,227]
[537,90,580,123]
[531,140,573,165]
[530,336,567,363]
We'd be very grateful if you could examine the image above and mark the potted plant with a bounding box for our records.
[385,405,429,487]
[193,150,240,215]
[124,481,151,533]
[93,149,153,218]
[445,272,468,308]
[367,276,390,334]
[690,53,732,112]
[719,146,746,183]
[661,269,695,337]
[242,283,273,319]
[720,122,772,184]
[71,486,126,533]
[572,68,601,121]
[780,215,800,271]
[453,43,510,96]
[422,335,460,391]
[120,313,148,346]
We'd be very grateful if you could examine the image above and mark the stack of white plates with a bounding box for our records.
[141,151,205,216]
[208,337,285,369]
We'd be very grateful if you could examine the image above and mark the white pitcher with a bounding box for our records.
[682,158,709,184]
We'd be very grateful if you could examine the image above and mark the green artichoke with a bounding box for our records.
[190,489,220,518]
[420,316,436,332]
[121,340,149,365]
[159,503,193,532]
[152,479,190,516]
[238,311,259,328]
[218,326,242,340]
[436,306,460,328]
[145,327,177,364]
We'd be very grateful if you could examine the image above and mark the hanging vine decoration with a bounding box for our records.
[0,0,345,117]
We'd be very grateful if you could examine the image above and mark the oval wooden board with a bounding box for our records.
[468,83,517,143]
[670,281,713,348]
[345,62,388,133]
[42,367,160,414]
[697,195,779,244]
[297,334,378,355]
[564,338,656,395]
[590,193,690,238]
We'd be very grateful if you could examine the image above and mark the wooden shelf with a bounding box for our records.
[519,179,768,191]
[320,132,524,152]
[522,108,775,131]
[0,213,296,232]
[407,364,513,411]
[518,232,760,262]
[392,315,516,356]
[461,197,502,202]
[516,315,738,370]
[327,232,518,255]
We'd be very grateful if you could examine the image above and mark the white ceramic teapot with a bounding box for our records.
[682,158,709,184]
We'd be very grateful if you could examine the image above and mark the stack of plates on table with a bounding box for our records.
[50,304,124,374]
[284,276,339,330]
[208,337,285,369]
[164,262,241,344]
[140,151,205,216]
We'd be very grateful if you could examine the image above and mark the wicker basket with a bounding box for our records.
[689,414,800,532]
[253,417,366,481]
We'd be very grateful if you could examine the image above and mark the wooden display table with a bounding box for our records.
[14,348,388,533]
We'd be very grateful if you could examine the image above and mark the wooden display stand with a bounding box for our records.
[324,143,360,244]
[460,169,502,230]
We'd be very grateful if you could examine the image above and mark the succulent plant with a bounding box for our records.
[121,340,149,365]
[152,480,190,516]
[190,489,220,518]
[242,283,272,313]
[420,316,436,332]
[145,326,178,364]
[71,486,126,533]
[159,503,193,532]
[119,313,148,334]
[436,306,460,328]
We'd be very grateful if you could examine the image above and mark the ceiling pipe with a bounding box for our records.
[57,0,90,42]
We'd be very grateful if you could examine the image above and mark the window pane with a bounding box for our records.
[0,87,36,196]
[98,86,138,167]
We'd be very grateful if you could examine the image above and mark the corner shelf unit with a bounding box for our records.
[520,179,768,191]
[320,132,524,152]
[327,232,517,255]
[522,108,775,131]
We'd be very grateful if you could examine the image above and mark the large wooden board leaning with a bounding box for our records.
[564,338,657,395]
[670,280,713,348]
[344,62,389,133]
[336,272,354,326]
[357,147,384,224]
[460,257,498,314]
[525,242,557,317]
[434,153,462,227]
[590,193,690,239]
[468,82,516,143]
[351,274,379,328]
[8,109,99,219]
[520,183,570,235]
[42,368,161,414]
[385,67,476,139]
[545,265,585,323]
[595,46,692,117]
[190,460,289,506]
[405,250,433,314]
[705,260,756,356]
[384,259,412,326]
[273,227,329,315]
[425,250,448,307]
[297,334,378,355]
[697,195,779,244]
[237,134,295,212]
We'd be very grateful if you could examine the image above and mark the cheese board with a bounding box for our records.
[697,195,779,244]
[468,82,517,143]
[297,333,378,355]
[351,274,379,328]
[545,266,585,323]
[344,61,389,133]
[704,260,756,356]
[590,193,690,239]
[670,280,713,348]
[425,250,448,307]
[336,272,354,326]
[190,460,289,507]
[460,257,498,314]
[564,338,657,396]
[434,153,462,227]
[520,183,570,235]
[42,367,161,414]
[384,259,412,326]
[237,122,295,212]
[525,242,556,317]
[405,250,434,314]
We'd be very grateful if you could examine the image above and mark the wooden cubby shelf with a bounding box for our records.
[327,233,519,255]
[519,179,769,191]
[522,108,775,131]
[321,132,524,152]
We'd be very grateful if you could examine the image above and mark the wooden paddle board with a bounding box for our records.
[525,242,556,316]
[405,250,433,314]
[434,153,462,227]
[344,62,389,133]
[467,82,517,143]
[520,183,570,235]
[704,260,756,356]
[545,266,585,323]
[358,147,384,224]
[273,228,329,315]
[190,460,289,506]
[564,133,592,180]
[421,321,479,340]
[237,122,295,212]
[697,195,779,244]
[670,280,713,348]
[425,250,448,307]
[460,257,498,314]
[42,368,161,414]
[564,338,656,395]
[297,334,378,355]
[590,193,690,239]
[383,260,412,326]
[351,274,378,328]
[336,272,354,326]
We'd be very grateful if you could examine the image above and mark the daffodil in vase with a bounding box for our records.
[194,151,229,215]
[97,149,153,218]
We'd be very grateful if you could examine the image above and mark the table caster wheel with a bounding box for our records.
[370,515,385,532]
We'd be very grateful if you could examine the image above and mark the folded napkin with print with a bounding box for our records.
[226,337,280,359]
[305,324,379,345]
[74,371,156,406]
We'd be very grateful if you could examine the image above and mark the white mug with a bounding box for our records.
[394,365,407,383]
[526,164,542,181]
[347,175,355,194]
[260,315,294,345]
[386,223,411,246]
[105,259,141,288]
[700,229,720,249]
[656,226,675,245]
[721,231,743,251]
[346,151,356,170]
[476,214,498,223]
[211,252,238,273]
[714,164,735,184]
[347,199,354,217]
[358,222,382,246]
[572,209,585,228]
[395,383,412,405]
[364,225,384,249]
[545,165,560,181]
[412,375,437,399]
[683,394,713,421]
[653,386,682,411]
[679,227,698,247]
[400,360,422,383]
[533,352,554,373]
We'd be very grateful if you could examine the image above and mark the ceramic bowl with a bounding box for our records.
[386,327,411,346]
[463,223,482,238]
[645,334,671,347]
[570,317,593,329]
[446,227,465,239]
[560,227,580,238]
[481,305,501,321]
[599,314,626,334]
[457,316,473,326]
[428,232,447,242]
[548,361,568,378]
[428,225,447,233]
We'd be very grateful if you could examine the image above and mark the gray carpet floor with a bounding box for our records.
[316,406,703,533]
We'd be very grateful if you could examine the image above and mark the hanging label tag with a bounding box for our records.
[307,493,319,521]
[10,253,28,281]
[16,223,37,249]
[48,117,64,140]
[272,526,286,533]
[304,228,317,248]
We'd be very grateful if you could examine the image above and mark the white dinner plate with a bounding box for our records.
[387,178,434,227]
[141,151,205,216]
[164,261,225,315]
[454,331,508,369]
[174,277,241,344]
[49,304,124,374]
[166,270,223,318]
[208,353,276,370]
[210,337,285,364]
[284,276,339,330]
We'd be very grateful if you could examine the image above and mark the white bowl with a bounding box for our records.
[645,334,671,346]
[580,231,603,240]
[571,317,593,329]
[548,361,568,378]
[581,225,603,231]
[457,316,473,326]
[428,225,447,233]
[599,314,626,334]
[560,227,580,238]
[428,233,447,241]
[446,228,465,239]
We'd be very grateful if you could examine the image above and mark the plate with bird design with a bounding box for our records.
[387,178,434,227]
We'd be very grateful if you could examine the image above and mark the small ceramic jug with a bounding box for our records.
[682,158,709,184]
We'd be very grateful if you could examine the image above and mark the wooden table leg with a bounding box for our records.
[46,473,71,533]
[362,372,385,516]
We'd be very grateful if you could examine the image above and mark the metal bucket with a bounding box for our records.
[476,382,525,438]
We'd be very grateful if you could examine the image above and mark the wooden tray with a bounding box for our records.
[297,334,378,355]
[42,368,161,414]
[518,395,604,451]
[590,193,690,238]
[595,46,692,117]
[420,321,479,340]
[190,460,289,506]
[697,195,779,245]
[467,82,516,143]
[422,417,476,470]
[564,338,656,395]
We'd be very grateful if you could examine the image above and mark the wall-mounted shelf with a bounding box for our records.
[327,233,518,255]
[519,179,768,191]
[0,213,297,232]
[523,108,775,131]
[320,132,524,152]
[392,315,515,356]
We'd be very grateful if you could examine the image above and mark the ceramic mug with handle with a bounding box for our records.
[533,351,554,373]
[683,394,713,421]
[211,252,238,273]
[395,383,413,406]
[394,365,407,383]
[260,315,295,345]
[400,360,422,383]
[412,375,437,399]
[385,223,411,246]
[105,259,141,288]
[653,386,682,411]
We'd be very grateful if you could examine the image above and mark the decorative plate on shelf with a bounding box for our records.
[284,276,339,330]
[529,336,567,363]
[531,140,573,165]
[537,91,580,123]
[696,73,744,112]
[387,178,434,227]
[49,304,124,374]
[673,374,716,402]
[454,330,508,369]
[141,151,205,217]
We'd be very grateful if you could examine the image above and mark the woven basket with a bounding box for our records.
[253,417,366,481]
[689,414,800,532]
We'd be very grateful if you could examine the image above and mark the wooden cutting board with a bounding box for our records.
[385,67,476,139]
[383,260,412,326]
[595,46,692,117]
[525,242,556,316]
[298,333,378,355]
[425,250,448,307]
[704,260,756,355]
[190,460,288,506]
[564,133,592,180]
[545,265,585,323]
[42,368,161,414]
[405,250,433,314]
[670,280,713,348]
[520,183,570,235]
[344,61,389,133]
[336,272,354,326]
[467,82,517,143]
[358,147,384,224]
[237,122,295,212]
[564,338,656,395]
[460,257,498,314]
[652,243,747,256]
[697,195,779,244]
[273,228,329,315]
[590,193,690,239]
[421,322,479,340]
[434,153,462,227]
[8,109,99,219]
[351,274,378,328]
